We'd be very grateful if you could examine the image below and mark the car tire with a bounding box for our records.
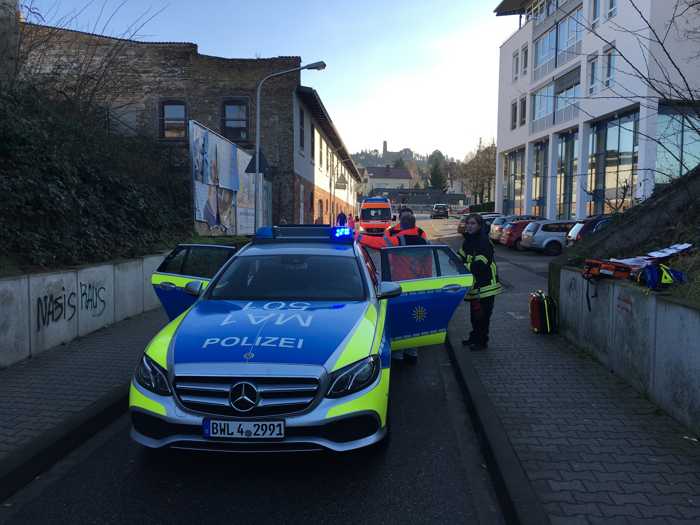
[544,242,562,256]
[515,239,524,251]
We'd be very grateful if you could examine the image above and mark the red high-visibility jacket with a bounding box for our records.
[357,227,430,280]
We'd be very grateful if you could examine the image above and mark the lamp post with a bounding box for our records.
[254,60,326,231]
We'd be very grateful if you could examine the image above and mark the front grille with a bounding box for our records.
[173,375,320,417]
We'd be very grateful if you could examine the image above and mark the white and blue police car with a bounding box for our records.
[130,226,473,452]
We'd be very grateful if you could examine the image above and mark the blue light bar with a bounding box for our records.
[255,227,274,239]
[331,227,354,241]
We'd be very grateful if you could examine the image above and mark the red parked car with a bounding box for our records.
[499,220,535,250]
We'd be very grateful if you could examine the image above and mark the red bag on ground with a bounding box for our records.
[529,291,557,334]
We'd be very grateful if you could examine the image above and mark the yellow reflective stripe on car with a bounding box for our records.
[398,275,474,293]
[371,300,387,355]
[129,383,166,416]
[331,304,379,372]
[151,273,210,289]
[391,331,445,350]
[326,368,390,427]
[144,310,189,370]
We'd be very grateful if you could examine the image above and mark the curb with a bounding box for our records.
[0,383,129,502]
[445,333,551,525]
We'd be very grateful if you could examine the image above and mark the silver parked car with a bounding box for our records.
[520,219,578,255]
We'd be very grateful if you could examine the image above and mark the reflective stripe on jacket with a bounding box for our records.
[458,248,503,299]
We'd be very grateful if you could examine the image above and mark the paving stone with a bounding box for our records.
[445,256,700,525]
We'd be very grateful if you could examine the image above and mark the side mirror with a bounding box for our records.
[377,281,402,300]
[392,215,397,221]
[184,281,203,297]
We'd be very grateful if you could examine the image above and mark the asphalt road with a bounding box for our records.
[0,219,506,525]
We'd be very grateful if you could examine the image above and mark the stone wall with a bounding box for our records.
[0,252,167,368]
[558,267,700,434]
[19,23,300,224]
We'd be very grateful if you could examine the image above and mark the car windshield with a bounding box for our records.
[434,205,448,210]
[361,208,391,220]
[209,254,366,301]
[493,218,507,226]
[524,223,539,232]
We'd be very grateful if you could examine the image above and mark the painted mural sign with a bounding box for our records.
[189,121,254,233]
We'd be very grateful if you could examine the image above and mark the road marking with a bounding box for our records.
[506,312,528,320]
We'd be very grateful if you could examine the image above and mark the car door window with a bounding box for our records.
[181,247,236,279]
[435,248,465,276]
[381,247,438,282]
[361,247,379,288]
[157,246,187,274]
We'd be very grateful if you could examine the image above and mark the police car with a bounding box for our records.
[130,226,473,452]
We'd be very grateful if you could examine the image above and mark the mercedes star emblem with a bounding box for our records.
[230,381,259,413]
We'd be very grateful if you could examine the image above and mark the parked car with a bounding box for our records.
[566,215,612,247]
[520,219,578,255]
[457,214,468,234]
[480,212,503,228]
[431,203,450,219]
[500,220,535,250]
[489,215,543,242]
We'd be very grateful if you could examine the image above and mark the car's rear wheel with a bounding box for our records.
[515,239,524,251]
[544,242,562,256]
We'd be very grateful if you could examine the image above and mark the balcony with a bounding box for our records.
[533,57,556,82]
[529,103,579,135]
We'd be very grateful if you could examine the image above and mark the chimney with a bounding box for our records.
[382,140,387,157]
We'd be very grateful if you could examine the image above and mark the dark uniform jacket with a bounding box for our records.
[458,231,503,299]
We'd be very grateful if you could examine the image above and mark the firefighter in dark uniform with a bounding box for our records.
[458,213,503,351]
[358,208,428,363]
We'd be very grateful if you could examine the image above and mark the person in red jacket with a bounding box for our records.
[357,209,429,363]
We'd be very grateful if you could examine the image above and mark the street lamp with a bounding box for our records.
[254,60,326,230]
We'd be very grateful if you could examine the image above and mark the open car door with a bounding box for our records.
[151,244,237,320]
[380,245,473,351]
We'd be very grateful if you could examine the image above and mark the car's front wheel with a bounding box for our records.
[544,242,562,256]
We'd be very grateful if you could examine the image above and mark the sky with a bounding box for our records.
[27,0,518,160]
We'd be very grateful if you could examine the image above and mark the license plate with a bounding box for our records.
[203,419,285,439]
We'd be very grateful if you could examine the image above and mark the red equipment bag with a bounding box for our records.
[529,290,557,334]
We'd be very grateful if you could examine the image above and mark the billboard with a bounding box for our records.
[189,121,255,234]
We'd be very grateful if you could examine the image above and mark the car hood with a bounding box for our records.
[171,299,371,367]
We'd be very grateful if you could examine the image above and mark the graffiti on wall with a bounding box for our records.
[36,280,108,332]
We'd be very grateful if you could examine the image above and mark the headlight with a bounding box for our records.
[134,355,171,396]
[327,355,380,398]
[358,225,366,232]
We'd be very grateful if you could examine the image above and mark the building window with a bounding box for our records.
[588,55,599,94]
[321,140,325,169]
[512,51,520,82]
[557,7,583,62]
[655,103,700,184]
[511,101,518,130]
[607,0,617,19]
[503,149,525,215]
[310,124,315,163]
[160,101,186,139]
[519,97,527,126]
[532,83,554,122]
[591,0,600,28]
[588,111,639,214]
[604,46,615,87]
[299,108,305,150]
[556,131,578,220]
[221,99,248,142]
[521,45,529,76]
[532,141,549,217]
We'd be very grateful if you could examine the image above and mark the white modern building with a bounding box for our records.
[494,0,700,219]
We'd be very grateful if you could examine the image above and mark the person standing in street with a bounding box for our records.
[458,213,503,351]
[358,209,428,364]
[336,209,347,226]
[348,213,355,229]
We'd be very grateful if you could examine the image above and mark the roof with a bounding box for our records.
[241,242,355,257]
[21,22,198,47]
[494,0,528,16]
[296,86,361,182]
[365,166,412,180]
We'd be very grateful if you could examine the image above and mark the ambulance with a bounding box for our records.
[358,197,395,236]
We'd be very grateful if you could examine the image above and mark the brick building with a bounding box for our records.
[19,22,359,225]
[0,0,19,83]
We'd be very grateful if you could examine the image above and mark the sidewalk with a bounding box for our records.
[448,258,700,524]
[0,308,167,501]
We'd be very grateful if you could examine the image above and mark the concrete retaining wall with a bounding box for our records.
[0,253,166,369]
[559,267,700,434]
